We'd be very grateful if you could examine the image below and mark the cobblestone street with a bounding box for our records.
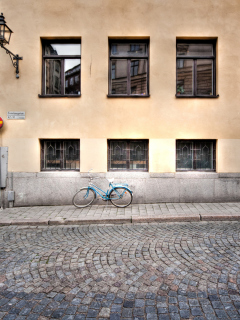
[1,222,240,319]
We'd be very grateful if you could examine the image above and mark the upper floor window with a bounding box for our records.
[40,139,80,171]
[108,39,149,97]
[108,139,148,171]
[176,140,216,171]
[41,39,81,97]
[176,39,217,97]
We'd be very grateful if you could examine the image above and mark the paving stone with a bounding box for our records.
[1,222,240,319]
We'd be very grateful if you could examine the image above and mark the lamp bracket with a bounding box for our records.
[0,43,23,76]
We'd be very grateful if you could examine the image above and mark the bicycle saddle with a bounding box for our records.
[107,178,114,183]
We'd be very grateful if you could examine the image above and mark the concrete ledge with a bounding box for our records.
[150,173,175,178]
[37,172,81,178]
[175,172,219,179]
[218,173,240,178]
[106,172,150,179]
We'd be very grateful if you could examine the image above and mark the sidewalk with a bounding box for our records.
[1,202,240,226]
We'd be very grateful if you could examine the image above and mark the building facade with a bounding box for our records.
[0,0,240,207]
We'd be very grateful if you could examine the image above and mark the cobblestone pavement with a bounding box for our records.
[1,203,240,226]
[1,222,240,319]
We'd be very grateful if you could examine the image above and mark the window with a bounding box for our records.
[40,139,80,171]
[108,140,148,171]
[109,39,149,97]
[176,140,216,171]
[41,40,81,97]
[176,39,217,97]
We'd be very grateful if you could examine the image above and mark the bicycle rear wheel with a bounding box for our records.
[72,188,95,208]
[109,187,132,208]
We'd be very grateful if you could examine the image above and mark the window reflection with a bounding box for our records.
[177,43,213,56]
[45,59,61,94]
[64,59,81,95]
[130,60,147,95]
[111,43,147,56]
[197,60,213,95]
[111,60,127,94]
[176,59,193,95]
[45,44,81,56]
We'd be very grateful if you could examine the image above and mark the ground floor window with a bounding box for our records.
[108,139,148,171]
[40,139,80,171]
[176,140,216,171]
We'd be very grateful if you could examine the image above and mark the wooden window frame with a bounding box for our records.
[108,139,149,171]
[108,39,150,98]
[39,39,81,98]
[176,39,218,98]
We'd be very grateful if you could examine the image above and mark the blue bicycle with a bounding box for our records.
[72,169,133,208]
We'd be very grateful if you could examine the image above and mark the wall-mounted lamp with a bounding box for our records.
[0,13,23,78]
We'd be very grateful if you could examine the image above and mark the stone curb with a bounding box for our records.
[132,214,200,223]
[1,213,240,226]
[200,213,240,221]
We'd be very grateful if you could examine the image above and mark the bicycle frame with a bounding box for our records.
[87,181,132,201]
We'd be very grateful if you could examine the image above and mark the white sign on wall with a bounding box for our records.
[7,111,25,120]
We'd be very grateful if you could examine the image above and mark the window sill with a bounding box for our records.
[175,94,219,98]
[107,94,150,98]
[38,94,81,98]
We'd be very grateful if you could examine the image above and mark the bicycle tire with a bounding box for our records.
[109,187,132,208]
[72,188,95,208]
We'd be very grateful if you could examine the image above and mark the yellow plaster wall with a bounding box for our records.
[80,139,107,173]
[0,0,240,172]
[3,138,40,172]
[218,140,240,173]
[149,140,175,173]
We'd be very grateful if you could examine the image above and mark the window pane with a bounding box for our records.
[111,60,127,94]
[64,59,81,95]
[195,141,215,170]
[130,59,147,95]
[45,44,81,56]
[129,141,147,170]
[176,59,193,95]
[177,43,213,56]
[176,141,193,170]
[64,140,80,170]
[109,141,127,170]
[44,140,63,170]
[176,140,216,171]
[45,59,61,94]
[111,43,147,56]
[41,140,80,170]
[197,59,213,95]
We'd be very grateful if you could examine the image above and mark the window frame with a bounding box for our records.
[40,39,81,98]
[108,39,150,98]
[108,139,149,171]
[40,139,80,171]
[176,139,216,172]
[176,39,218,98]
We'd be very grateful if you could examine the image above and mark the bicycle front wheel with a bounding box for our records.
[72,188,95,208]
[109,188,132,208]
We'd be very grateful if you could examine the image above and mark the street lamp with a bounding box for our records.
[0,13,23,78]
